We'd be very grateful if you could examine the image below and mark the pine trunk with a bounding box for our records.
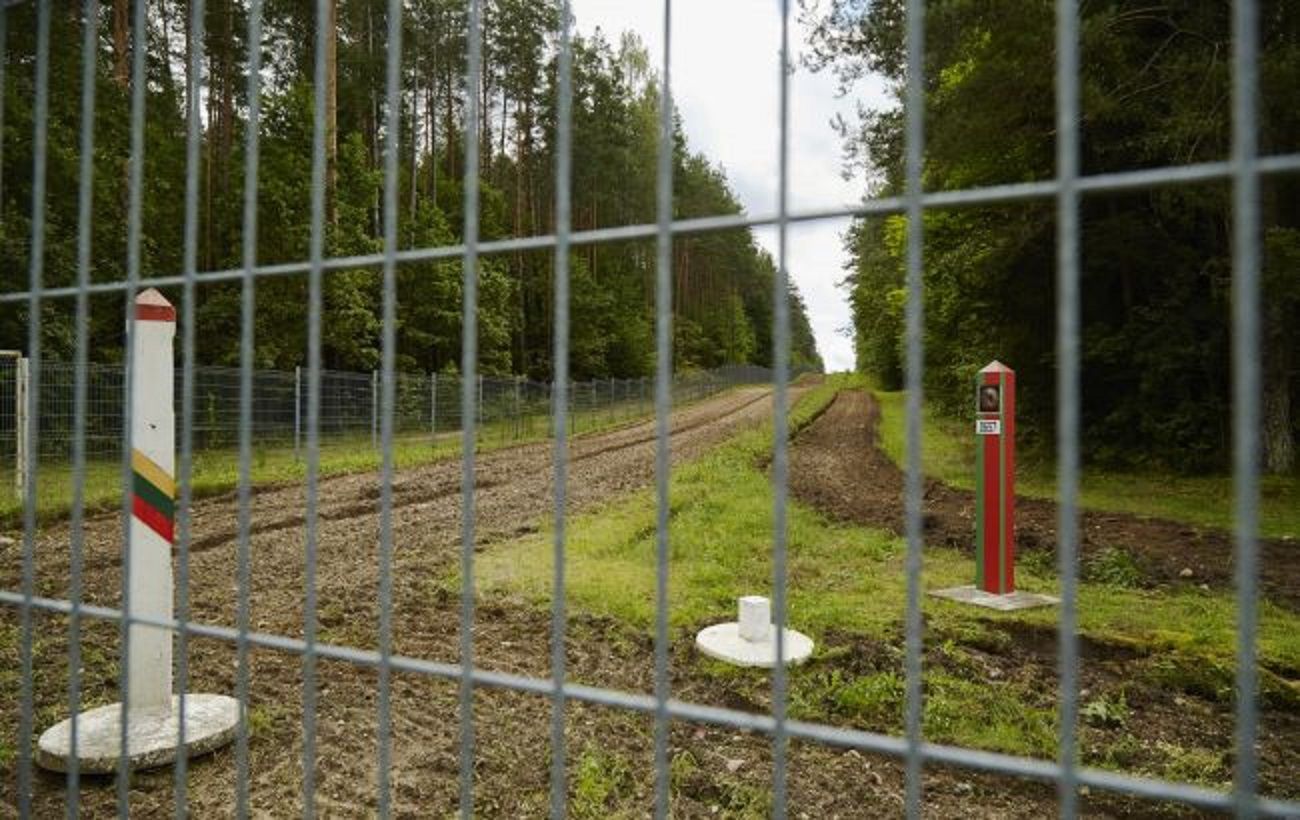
[1262,295,1295,474]
[113,0,130,87]
[325,0,338,226]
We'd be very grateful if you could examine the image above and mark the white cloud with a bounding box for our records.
[571,0,887,372]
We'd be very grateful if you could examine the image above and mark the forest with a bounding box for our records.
[0,0,823,381]
[803,0,1298,473]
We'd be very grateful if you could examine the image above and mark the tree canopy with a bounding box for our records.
[0,1,823,381]
[803,0,1298,472]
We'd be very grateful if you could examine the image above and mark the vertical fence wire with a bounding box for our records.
[1231,0,1261,815]
[770,0,793,815]
[16,2,49,815]
[375,0,404,812]
[1054,0,1082,815]
[64,1,98,813]
[549,0,574,816]
[651,1,674,816]
[301,0,331,813]
[458,1,484,814]
[174,0,205,810]
[233,3,266,812]
[901,0,927,816]
[114,0,149,808]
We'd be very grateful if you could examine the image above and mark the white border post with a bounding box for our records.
[127,290,176,711]
[36,289,239,773]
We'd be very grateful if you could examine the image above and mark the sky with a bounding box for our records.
[569,0,890,372]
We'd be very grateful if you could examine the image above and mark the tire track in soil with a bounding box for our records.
[788,389,1300,610]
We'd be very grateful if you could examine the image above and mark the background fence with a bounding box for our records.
[0,361,779,482]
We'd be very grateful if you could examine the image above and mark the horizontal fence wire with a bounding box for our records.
[5,151,1300,306]
[2,0,1294,816]
[5,589,1300,819]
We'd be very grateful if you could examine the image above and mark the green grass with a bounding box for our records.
[0,397,673,530]
[872,388,1300,539]
[476,375,1300,763]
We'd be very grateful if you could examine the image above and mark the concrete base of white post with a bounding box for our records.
[929,584,1059,611]
[695,596,814,668]
[36,694,240,773]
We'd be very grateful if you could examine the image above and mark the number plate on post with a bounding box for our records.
[976,419,1001,435]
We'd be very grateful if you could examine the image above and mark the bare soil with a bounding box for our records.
[3,386,1295,817]
[787,390,1300,609]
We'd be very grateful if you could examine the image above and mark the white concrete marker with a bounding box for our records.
[37,289,239,773]
[737,595,770,642]
[695,596,814,668]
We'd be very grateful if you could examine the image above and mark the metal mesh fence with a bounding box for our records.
[0,360,767,472]
[3,0,1299,816]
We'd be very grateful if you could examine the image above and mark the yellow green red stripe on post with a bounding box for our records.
[131,449,175,543]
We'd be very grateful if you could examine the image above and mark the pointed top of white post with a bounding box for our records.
[980,360,1013,374]
[134,288,175,323]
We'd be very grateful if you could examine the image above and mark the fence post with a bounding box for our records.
[294,365,301,461]
[371,369,378,449]
[430,372,437,446]
[478,373,484,431]
[15,356,28,500]
[514,376,521,440]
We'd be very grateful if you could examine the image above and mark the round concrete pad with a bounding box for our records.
[36,694,240,774]
[695,622,814,668]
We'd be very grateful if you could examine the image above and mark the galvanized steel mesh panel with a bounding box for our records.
[3,0,1299,817]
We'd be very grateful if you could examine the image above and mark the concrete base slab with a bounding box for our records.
[929,585,1059,611]
[36,694,240,774]
[696,623,815,668]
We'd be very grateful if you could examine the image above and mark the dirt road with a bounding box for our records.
[5,386,789,634]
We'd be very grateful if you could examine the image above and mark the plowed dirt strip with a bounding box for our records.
[788,389,1300,608]
[5,387,793,637]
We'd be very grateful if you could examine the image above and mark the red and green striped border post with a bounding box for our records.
[975,361,1016,594]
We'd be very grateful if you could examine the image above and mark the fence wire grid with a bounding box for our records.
[3,0,1299,817]
[0,360,765,472]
